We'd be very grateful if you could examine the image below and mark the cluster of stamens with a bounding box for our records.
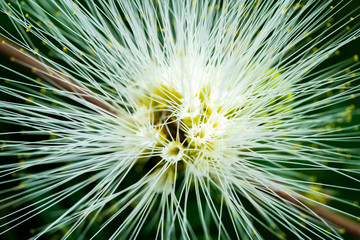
[128,83,232,185]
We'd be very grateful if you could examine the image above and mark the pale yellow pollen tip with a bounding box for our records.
[354,54,359,62]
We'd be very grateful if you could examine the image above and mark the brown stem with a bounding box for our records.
[0,37,115,114]
[276,191,360,240]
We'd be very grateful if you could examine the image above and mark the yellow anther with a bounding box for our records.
[354,54,359,62]
[346,115,352,123]
[15,182,25,190]
[292,3,301,9]
[308,176,317,182]
[40,87,46,94]
[26,97,34,103]
[9,56,15,62]
[278,231,286,239]
[0,142,6,151]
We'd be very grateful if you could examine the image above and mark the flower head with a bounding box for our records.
[0,0,360,239]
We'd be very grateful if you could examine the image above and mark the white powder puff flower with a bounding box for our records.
[0,0,360,239]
